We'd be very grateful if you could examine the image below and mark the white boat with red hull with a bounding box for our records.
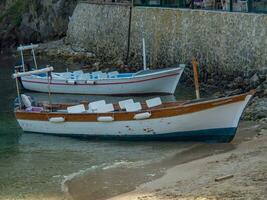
[16,44,185,95]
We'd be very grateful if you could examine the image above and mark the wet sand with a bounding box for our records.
[64,121,267,200]
[109,122,267,200]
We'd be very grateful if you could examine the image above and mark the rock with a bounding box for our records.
[255,111,267,120]
[227,83,235,89]
[257,67,267,76]
[212,91,224,97]
[256,84,264,93]
[0,0,79,51]
[258,118,267,130]
[243,78,250,86]
[243,97,267,121]
[207,78,215,84]
[93,62,100,68]
[81,65,91,70]
[247,69,257,78]
[234,76,243,84]
[67,57,74,63]
[258,74,266,82]
[225,89,242,96]
[250,73,260,87]
[116,59,124,66]
[86,52,95,58]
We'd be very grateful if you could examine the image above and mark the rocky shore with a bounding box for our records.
[36,39,96,64]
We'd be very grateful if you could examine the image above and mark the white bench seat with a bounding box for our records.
[146,97,162,108]
[88,100,106,113]
[119,99,134,110]
[125,102,142,112]
[96,103,114,113]
[67,104,86,113]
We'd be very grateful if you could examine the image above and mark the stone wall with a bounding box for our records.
[66,3,131,65]
[66,3,267,72]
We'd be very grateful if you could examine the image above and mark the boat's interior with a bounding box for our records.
[17,94,186,114]
[32,70,136,80]
[16,91,249,115]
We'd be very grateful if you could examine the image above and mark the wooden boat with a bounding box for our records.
[16,44,185,95]
[14,90,255,142]
[20,67,185,95]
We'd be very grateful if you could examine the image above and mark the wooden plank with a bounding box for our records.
[215,174,234,182]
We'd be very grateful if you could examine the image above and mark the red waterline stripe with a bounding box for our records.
[22,72,180,86]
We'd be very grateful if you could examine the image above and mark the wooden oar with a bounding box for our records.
[192,57,200,99]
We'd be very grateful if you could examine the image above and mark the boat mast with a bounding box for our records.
[31,43,38,69]
[142,38,147,71]
[192,57,200,99]
[19,45,25,72]
[47,67,52,110]
[14,69,21,109]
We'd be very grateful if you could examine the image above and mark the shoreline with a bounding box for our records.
[108,123,267,200]
[63,121,264,200]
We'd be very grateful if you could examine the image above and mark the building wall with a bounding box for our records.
[66,3,267,72]
[66,3,130,64]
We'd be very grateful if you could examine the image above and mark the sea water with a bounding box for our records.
[0,55,218,200]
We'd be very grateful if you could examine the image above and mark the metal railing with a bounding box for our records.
[133,0,267,13]
[82,0,132,6]
[82,0,267,13]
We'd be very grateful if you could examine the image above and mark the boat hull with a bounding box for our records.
[16,94,252,142]
[19,127,236,142]
[21,68,183,95]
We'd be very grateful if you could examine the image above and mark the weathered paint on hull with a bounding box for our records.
[21,68,183,95]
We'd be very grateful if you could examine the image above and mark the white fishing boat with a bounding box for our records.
[12,66,254,142]
[16,44,185,95]
[14,90,254,142]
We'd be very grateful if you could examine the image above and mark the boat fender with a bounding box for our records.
[67,79,75,84]
[21,94,32,108]
[86,80,95,85]
[49,117,65,123]
[134,112,151,120]
[97,116,114,122]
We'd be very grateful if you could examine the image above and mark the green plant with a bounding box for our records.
[0,0,27,26]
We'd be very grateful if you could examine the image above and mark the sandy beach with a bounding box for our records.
[108,121,267,200]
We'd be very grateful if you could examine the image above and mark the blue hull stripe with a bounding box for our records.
[27,127,237,143]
